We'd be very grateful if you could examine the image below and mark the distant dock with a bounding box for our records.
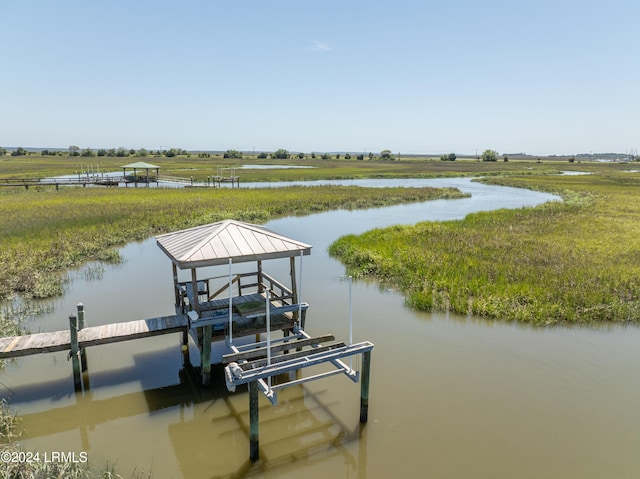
[0,174,240,189]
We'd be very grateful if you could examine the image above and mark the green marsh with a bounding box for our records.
[330,170,640,324]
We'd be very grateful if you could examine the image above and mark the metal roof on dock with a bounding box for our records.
[121,161,160,169]
[156,220,311,269]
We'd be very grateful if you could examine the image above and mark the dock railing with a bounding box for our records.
[176,270,295,313]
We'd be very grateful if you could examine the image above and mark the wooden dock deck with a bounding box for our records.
[0,177,122,189]
[0,314,188,359]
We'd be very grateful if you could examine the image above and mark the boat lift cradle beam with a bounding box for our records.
[223,275,372,407]
[226,335,374,462]
[224,338,374,404]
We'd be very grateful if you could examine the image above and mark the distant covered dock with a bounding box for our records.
[121,161,160,186]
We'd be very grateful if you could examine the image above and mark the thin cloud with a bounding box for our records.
[308,41,332,52]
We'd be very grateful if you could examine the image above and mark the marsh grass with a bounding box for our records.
[0,457,91,478]
[0,400,21,444]
[329,171,640,325]
[0,185,464,301]
[0,309,25,342]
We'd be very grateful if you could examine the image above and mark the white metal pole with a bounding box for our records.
[349,275,353,370]
[298,250,303,324]
[228,258,233,344]
[266,290,271,389]
[349,275,353,345]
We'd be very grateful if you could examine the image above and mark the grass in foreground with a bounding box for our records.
[329,171,640,325]
[0,185,465,301]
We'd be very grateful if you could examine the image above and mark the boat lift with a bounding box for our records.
[223,292,374,406]
[220,274,374,462]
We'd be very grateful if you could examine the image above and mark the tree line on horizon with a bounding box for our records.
[4,146,624,162]
[0,146,403,161]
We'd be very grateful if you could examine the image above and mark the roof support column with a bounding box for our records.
[172,263,180,309]
[191,268,200,315]
[257,260,263,294]
[289,257,298,320]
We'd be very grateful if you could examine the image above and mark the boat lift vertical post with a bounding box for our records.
[266,291,271,390]
[348,276,353,346]
[228,258,233,345]
[348,276,353,370]
[298,250,303,328]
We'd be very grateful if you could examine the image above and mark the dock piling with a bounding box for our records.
[77,303,88,372]
[69,314,82,392]
[181,329,189,365]
[249,381,259,461]
[360,351,371,423]
[202,325,212,386]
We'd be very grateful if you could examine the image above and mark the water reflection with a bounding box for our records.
[16,359,368,478]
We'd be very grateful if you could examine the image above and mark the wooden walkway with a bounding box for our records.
[0,315,188,359]
[0,177,121,189]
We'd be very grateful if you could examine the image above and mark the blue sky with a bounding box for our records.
[2,1,638,155]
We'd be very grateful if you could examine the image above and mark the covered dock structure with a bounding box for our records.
[121,161,160,186]
[155,219,313,386]
[156,220,374,460]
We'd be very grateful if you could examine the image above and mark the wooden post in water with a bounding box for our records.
[360,351,371,423]
[76,303,88,372]
[69,314,82,392]
[201,325,212,386]
[249,381,259,461]
[181,328,190,366]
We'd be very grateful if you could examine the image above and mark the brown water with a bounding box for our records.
[3,178,640,478]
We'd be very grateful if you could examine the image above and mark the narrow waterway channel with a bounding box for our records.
[3,178,640,479]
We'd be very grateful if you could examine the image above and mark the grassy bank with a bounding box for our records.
[0,185,465,301]
[329,171,640,325]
